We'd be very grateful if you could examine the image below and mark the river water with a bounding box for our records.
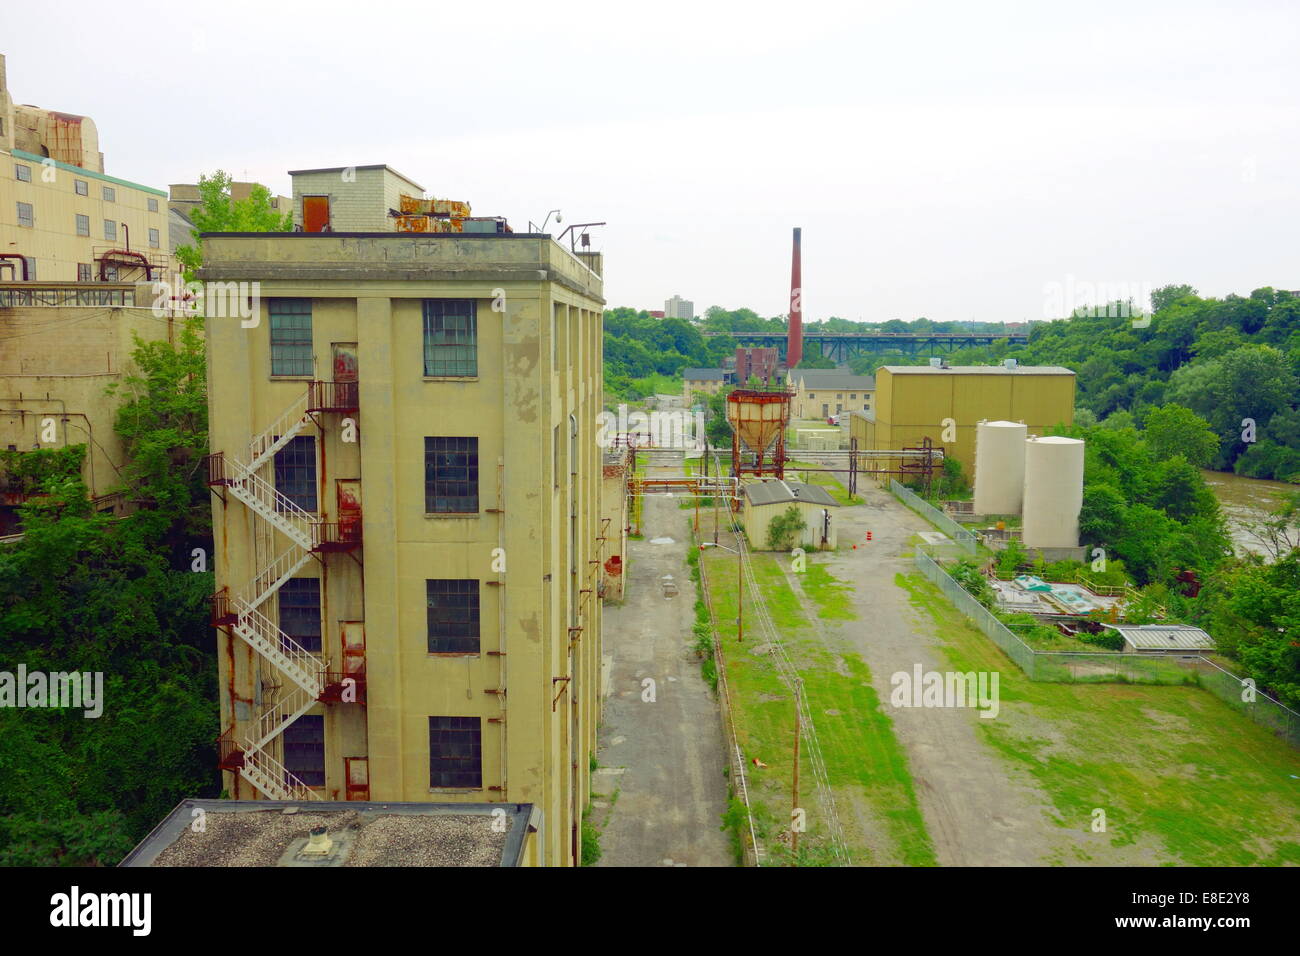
[1200,469,1298,558]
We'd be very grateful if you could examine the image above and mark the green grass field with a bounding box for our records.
[898,571,1300,866]
[701,548,935,865]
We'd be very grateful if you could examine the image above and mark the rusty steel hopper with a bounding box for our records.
[727,388,792,478]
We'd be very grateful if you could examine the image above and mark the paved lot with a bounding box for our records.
[594,473,733,867]
[806,481,1060,865]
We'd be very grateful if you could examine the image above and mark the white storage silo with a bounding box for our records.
[973,420,1028,515]
[1022,436,1085,549]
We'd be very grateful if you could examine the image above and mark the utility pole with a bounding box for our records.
[791,678,802,865]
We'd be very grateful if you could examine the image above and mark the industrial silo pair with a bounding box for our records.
[972,421,1084,549]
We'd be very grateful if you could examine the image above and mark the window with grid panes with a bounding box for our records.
[269,298,313,375]
[422,299,477,376]
[16,202,32,227]
[428,716,481,789]
[282,714,325,788]
[427,580,480,653]
[75,214,89,236]
[74,178,88,196]
[424,437,478,513]
[15,163,31,182]
[274,435,317,512]
[278,578,322,653]
[77,263,91,282]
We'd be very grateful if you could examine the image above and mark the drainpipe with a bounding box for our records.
[497,453,507,800]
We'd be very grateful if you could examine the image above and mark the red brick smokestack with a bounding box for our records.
[787,227,803,369]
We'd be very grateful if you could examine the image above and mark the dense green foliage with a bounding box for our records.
[0,319,217,865]
[924,286,1300,481]
[174,170,293,279]
[765,506,807,551]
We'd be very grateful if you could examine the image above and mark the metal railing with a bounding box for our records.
[890,479,977,553]
[307,380,359,413]
[206,453,314,549]
[247,393,311,472]
[229,597,325,698]
[0,284,136,307]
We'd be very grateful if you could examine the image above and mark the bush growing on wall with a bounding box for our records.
[766,506,806,551]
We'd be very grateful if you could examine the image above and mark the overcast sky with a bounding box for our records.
[6,0,1297,322]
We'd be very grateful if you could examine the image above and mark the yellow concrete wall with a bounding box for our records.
[202,233,604,867]
[867,367,1075,475]
[0,299,174,504]
[742,494,838,551]
[600,462,629,601]
[791,376,873,420]
[683,378,723,404]
[0,148,170,282]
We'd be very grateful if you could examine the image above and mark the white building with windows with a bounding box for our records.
[664,294,694,319]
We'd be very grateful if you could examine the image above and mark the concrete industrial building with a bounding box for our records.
[0,54,172,284]
[788,369,875,420]
[201,196,605,867]
[682,367,727,404]
[0,284,180,533]
[664,294,693,319]
[169,180,292,225]
[734,346,780,385]
[740,478,840,550]
[288,164,425,233]
[0,53,183,534]
[600,450,631,601]
[850,364,1076,475]
[123,799,541,867]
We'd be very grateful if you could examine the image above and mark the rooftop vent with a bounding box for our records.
[300,826,333,857]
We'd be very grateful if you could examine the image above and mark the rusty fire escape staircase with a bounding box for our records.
[208,381,360,802]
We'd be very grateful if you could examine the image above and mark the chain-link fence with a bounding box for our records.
[891,480,977,554]
[1191,657,1300,746]
[913,550,1300,747]
[914,549,1035,670]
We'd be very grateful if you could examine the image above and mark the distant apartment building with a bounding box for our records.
[664,294,693,319]
[850,364,1076,474]
[202,172,605,866]
[788,369,875,420]
[0,54,172,284]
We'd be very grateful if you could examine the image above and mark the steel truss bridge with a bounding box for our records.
[702,330,1029,362]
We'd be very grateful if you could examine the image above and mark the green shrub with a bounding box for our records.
[766,506,806,551]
